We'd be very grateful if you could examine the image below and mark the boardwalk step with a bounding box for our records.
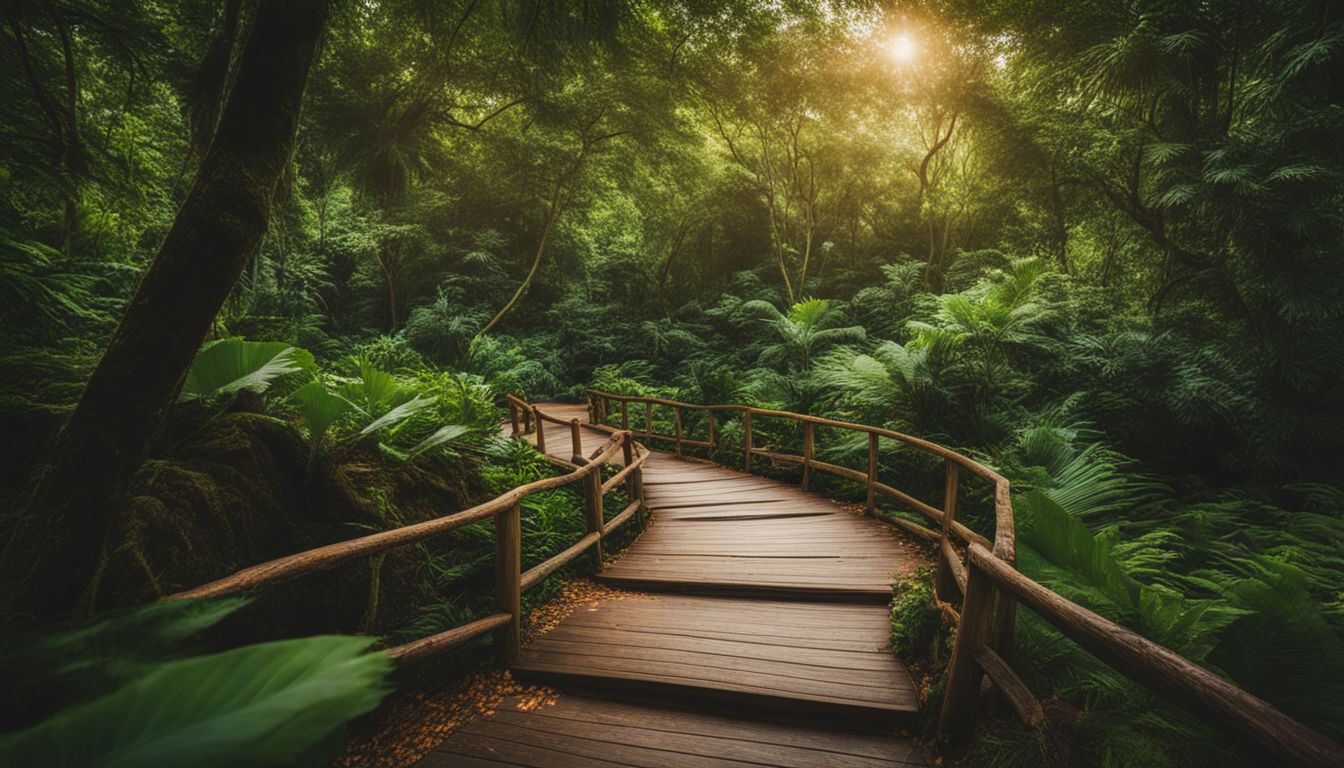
[465,403,927,764]
[422,693,927,767]
[511,595,918,724]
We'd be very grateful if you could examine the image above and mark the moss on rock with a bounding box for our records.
[91,411,490,643]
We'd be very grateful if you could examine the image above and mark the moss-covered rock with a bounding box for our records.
[91,411,489,642]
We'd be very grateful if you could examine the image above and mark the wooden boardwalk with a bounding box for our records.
[425,403,924,766]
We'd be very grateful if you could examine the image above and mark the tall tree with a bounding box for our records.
[1,0,331,619]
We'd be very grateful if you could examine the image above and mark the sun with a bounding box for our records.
[886,34,918,63]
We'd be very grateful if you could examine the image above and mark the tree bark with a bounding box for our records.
[189,0,244,159]
[1,0,330,620]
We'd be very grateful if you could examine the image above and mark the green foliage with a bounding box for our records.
[1209,559,1344,739]
[0,230,122,340]
[741,298,866,375]
[3,598,250,709]
[1,599,390,767]
[0,636,391,767]
[179,340,315,402]
[290,380,359,471]
[5,1,1344,764]
[349,336,429,374]
[890,568,944,663]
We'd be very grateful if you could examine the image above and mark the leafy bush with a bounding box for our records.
[890,567,944,663]
[349,335,430,374]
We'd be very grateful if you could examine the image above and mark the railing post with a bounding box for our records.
[494,499,522,665]
[569,419,584,465]
[742,409,753,472]
[938,560,995,743]
[598,395,608,425]
[583,469,604,569]
[707,412,716,458]
[621,400,629,430]
[644,402,653,441]
[508,401,521,437]
[533,407,546,454]
[865,432,879,514]
[801,421,815,491]
[992,569,1017,661]
[621,431,641,503]
[936,459,960,600]
[673,406,684,458]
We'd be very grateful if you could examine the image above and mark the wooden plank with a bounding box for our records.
[478,712,906,768]
[512,595,917,718]
[426,694,927,767]
[975,644,1045,728]
[516,694,920,761]
[534,629,899,675]
[520,531,600,592]
[494,501,521,664]
[385,612,512,666]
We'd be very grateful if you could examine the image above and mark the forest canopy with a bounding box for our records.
[1,0,1342,766]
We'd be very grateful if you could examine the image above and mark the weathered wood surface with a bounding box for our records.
[460,398,1344,767]
[423,694,926,767]
[618,462,906,597]
[430,403,927,766]
[521,403,915,601]
[511,595,918,721]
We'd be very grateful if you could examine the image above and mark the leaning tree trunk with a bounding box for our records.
[476,181,566,340]
[1,0,330,620]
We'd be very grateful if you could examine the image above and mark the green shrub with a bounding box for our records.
[890,567,943,662]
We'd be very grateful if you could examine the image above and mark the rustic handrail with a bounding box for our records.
[166,401,648,670]
[583,389,1344,767]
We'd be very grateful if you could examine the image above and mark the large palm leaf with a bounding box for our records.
[0,636,391,767]
[179,339,315,401]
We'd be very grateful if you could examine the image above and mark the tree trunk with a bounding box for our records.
[189,0,244,159]
[796,214,814,299]
[766,201,796,303]
[657,218,691,315]
[1,0,330,620]
[378,242,398,331]
[476,181,565,340]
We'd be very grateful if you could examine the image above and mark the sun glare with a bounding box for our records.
[887,33,917,63]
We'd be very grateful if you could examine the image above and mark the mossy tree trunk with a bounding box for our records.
[1,0,331,620]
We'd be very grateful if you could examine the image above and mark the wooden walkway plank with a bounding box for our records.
[512,595,918,719]
[424,694,924,768]
[450,404,928,766]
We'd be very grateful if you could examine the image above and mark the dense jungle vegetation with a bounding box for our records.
[1,0,1342,765]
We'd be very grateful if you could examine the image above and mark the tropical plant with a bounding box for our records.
[815,340,945,433]
[0,599,391,767]
[0,636,391,767]
[178,339,314,402]
[740,298,866,374]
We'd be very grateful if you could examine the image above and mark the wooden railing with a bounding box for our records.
[584,389,1344,768]
[166,398,647,669]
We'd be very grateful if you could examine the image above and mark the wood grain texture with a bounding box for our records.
[512,595,917,720]
[468,402,930,764]
[424,694,926,767]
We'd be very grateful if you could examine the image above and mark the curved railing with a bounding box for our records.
[166,398,648,668]
[583,389,1344,768]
